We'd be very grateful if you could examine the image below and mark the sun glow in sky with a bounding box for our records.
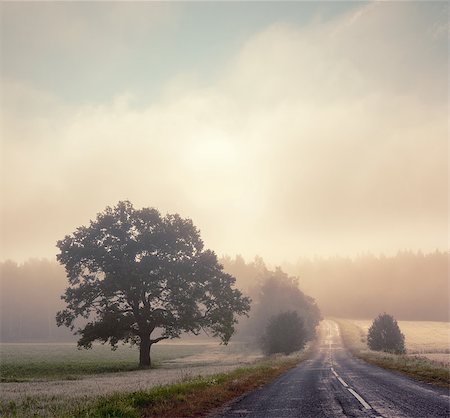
[0,1,448,263]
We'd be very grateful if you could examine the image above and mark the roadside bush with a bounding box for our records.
[261,311,307,355]
[367,313,405,354]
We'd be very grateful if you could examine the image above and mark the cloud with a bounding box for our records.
[1,2,447,262]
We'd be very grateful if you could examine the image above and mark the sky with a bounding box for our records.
[0,1,448,264]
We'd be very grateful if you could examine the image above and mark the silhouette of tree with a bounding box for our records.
[248,269,321,340]
[56,201,250,368]
[261,311,307,355]
[367,313,405,354]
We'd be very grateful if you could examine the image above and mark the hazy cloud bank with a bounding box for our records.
[1,2,447,262]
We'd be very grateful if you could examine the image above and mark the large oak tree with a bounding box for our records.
[56,201,250,367]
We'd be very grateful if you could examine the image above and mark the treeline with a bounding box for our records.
[222,251,448,322]
[0,259,73,342]
[285,251,448,321]
[1,250,447,342]
[0,257,321,343]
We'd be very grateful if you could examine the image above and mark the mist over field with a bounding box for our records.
[0,0,447,348]
[0,0,448,345]
[0,2,449,417]
[1,1,447,265]
[1,251,448,342]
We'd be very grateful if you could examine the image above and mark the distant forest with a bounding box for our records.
[0,251,448,342]
[223,251,448,322]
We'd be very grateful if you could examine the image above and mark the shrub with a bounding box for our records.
[261,311,307,355]
[241,269,321,341]
[367,313,405,354]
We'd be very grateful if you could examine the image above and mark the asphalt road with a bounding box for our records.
[215,320,450,418]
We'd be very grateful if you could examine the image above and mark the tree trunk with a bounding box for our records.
[139,334,152,368]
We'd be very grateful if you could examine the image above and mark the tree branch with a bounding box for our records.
[150,336,169,344]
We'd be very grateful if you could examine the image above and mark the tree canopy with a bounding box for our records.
[56,201,250,367]
[367,313,405,354]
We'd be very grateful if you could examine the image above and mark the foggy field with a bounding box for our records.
[0,342,211,381]
[1,1,448,415]
[0,340,261,382]
[349,320,450,363]
[0,341,261,416]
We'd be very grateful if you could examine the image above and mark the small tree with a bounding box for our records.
[261,311,307,355]
[367,313,405,354]
[56,201,250,368]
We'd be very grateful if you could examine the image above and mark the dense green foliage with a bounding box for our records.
[367,313,405,354]
[261,311,307,355]
[56,201,250,367]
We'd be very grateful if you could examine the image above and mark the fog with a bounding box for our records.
[0,2,448,344]
[1,251,447,342]
[0,260,72,342]
[1,1,447,264]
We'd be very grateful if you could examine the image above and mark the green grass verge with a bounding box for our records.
[335,318,450,388]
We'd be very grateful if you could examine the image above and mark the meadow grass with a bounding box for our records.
[335,318,450,388]
[0,342,209,381]
[0,347,309,417]
[0,353,306,418]
[349,319,450,355]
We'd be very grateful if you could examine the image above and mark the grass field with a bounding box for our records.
[349,319,450,363]
[0,340,293,417]
[0,349,305,417]
[0,342,212,381]
[336,318,450,387]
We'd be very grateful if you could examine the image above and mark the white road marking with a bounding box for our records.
[331,367,349,387]
[328,321,373,412]
[347,388,372,410]
[332,367,372,410]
